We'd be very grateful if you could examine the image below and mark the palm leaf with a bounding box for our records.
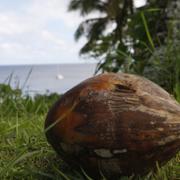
[75,17,109,41]
[68,0,106,15]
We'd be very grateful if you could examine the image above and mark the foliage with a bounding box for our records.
[0,84,59,116]
[143,41,180,100]
[68,0,168,74]
[69,0,180,100]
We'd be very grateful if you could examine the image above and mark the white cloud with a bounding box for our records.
[0,42,21,50]
[41,30,66,47]
[0,0,82,38]
[0,13,30,35]
[0,0,95,65]
[41,29,85,55]
[27,0,82,28]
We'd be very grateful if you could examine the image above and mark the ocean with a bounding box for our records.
[0,63,97,95]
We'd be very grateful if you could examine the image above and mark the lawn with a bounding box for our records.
[0,84,179,180]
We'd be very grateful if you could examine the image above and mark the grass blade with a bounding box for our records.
[141,11,155,50]
[0,150,41,176]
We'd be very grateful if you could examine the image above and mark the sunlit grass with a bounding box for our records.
[0,113,79,179]
[0,84,179,179]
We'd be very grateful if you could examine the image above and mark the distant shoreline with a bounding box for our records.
[0,62,97,67]
[0,63,97,94]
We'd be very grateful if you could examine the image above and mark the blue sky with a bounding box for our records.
[0,0,145,65]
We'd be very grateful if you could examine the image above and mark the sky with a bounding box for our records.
[0,0,146,65]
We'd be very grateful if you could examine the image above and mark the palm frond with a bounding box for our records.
[87,17,109,40]
[68,0,106,15]
[79,41,93,54]
[74,23,85,41]
[75,17,109,41]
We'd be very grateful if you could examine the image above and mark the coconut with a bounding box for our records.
[45,73,180,178]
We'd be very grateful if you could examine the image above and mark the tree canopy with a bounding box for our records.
[68,0,180,99]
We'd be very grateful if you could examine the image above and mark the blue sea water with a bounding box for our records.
[0,63,97,95]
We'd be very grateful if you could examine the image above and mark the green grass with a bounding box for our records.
[0,84,179,180]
